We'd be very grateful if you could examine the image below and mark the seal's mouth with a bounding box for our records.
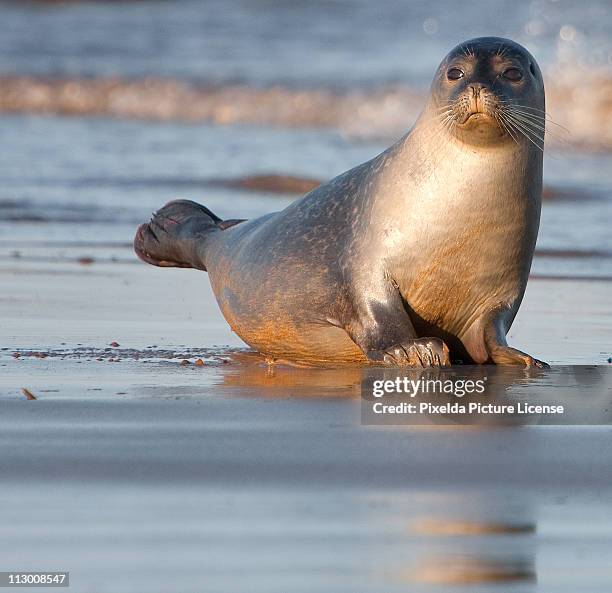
[458,110,496,126]
[450,85,503,128]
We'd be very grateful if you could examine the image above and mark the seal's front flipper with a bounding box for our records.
[134,200,241,270]
[347,278,450,367]
[475,308,550,368]
[368,338,451,367]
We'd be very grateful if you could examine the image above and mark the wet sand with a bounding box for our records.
[2,386,612,592]
[1,246,612,592]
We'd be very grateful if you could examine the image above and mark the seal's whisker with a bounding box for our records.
[419,105,456,136]
[505,107,570,133]
[505,114,546,141]
[505,111,547,132]
[460,44,475,58]
[507,116,548,142]
[501,103,546,113]
[498,101,567,126]
[499,112,523,146]
[433,108,453,117]
[508,122,542,152]
[504,109,545,124]
[506,116,563,157]
[432,109,456,128]
[503,114,545,151]
[422,113,453,135]
[436,115,454,127]
[431,115,452,123]
[505,111,569,145]
[523,124,567,147]
[499,103,550,130]
[502,112,543,145]
[496,44,509,58]
[495,112,520,146]
[502,104,551,120]
[433,103,453,113]
[415,109,453,146]
[438,115,455,132]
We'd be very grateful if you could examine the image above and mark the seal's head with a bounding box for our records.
[429,37,545,147]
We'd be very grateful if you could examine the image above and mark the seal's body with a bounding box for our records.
[135,37,548,367]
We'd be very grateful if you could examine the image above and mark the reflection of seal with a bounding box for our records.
[134,37,548,368]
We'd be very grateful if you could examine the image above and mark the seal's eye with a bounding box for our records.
[447,68,465,81]
[502,68,523,81]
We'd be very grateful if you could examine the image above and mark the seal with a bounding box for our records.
[134,36,548,368]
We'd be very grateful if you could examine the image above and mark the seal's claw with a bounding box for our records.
[370,338,450,367]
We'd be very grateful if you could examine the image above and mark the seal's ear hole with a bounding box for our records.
[529,62,536,76]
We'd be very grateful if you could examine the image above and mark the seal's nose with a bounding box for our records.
[468,84,487,112]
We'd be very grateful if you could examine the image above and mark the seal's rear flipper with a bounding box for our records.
[134,199,239,270]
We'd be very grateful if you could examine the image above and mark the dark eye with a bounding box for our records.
[502,68,523,81]
[447,68,464,81]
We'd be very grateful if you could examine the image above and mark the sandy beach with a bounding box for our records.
[1,243,612,592]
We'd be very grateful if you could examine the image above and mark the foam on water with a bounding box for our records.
[0,0,610,148]
[0,73,610,150]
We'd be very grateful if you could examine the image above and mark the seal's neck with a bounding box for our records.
[389,112,543,202]
[378,112,543,341]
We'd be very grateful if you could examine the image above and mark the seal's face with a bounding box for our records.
[431,37,545,147]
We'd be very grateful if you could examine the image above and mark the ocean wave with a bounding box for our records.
[0,72,610,150]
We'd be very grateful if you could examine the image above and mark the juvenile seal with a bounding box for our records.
[134,36,548,367]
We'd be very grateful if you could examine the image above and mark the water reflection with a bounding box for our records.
[220,357,611,425]
[395,494,537,588]
[408,521,536,586]
[410,555,536,585]
[221,354,546,397]
[413,519,536,535]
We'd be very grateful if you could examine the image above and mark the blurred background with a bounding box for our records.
[0,0,611,282]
